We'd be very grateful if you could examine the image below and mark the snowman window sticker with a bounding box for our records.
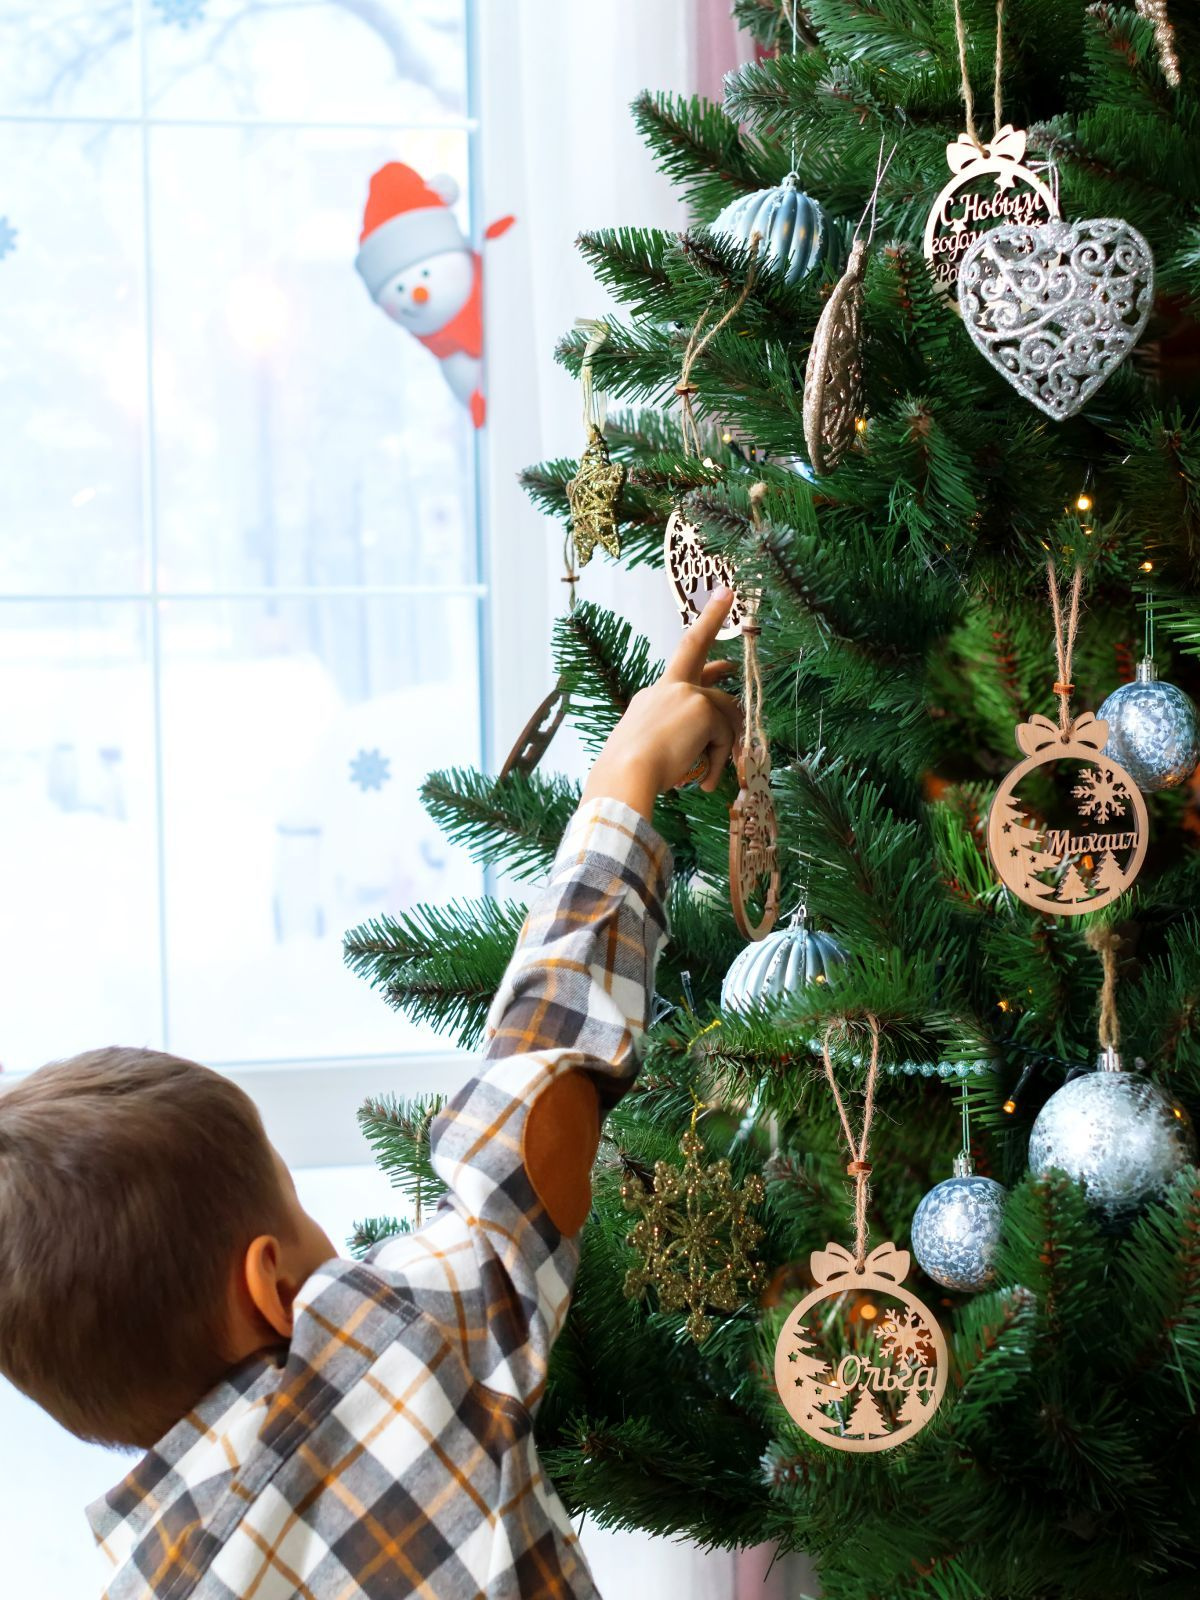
[354,162,514,428]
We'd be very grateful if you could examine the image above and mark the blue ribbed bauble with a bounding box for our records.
[911,1155,1007,1293]
[710,173,839,287]
[721,916,846,1013]
[1097,657,1200,793]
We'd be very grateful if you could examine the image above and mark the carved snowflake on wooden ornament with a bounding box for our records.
[1071,764,1131,825]
[877,1307,936,1367]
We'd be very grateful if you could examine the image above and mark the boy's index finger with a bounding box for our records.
[665,588,735,682]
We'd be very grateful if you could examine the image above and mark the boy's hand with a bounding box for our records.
[580,588,742,823]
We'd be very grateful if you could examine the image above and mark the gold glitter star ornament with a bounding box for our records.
[566,423,625,566]
[622,1128,767,1343]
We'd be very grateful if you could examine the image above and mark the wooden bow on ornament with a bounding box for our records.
[809,1239,911,1287]
[946,123,1028,172]
[1015,711,1109,756]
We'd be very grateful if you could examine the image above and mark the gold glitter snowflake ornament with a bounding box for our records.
[622,1128,767,1343]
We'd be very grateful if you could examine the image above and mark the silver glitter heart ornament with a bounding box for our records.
[958,217,1155,420]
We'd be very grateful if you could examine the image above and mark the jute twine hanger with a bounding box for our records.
[1048,558,1084,736]
[676,240,761,460]
[1086,923,1122,1055]
[952,0,1007,154]
[821,1016,883,1271]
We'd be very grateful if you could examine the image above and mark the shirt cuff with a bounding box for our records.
[553,796,673,930]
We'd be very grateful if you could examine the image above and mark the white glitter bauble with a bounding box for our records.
[710,174,841,287]
[911,1155,1007,1292]
[1097,657,1200,793]
[1027,1050,1196,1224]
[721,915,846,1013]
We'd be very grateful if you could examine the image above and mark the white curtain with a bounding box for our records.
[477,4,819,1595]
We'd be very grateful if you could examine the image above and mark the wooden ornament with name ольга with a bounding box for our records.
[773,1021,949,1452]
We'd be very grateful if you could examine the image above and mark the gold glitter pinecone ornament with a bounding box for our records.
[622,1129,767,1343]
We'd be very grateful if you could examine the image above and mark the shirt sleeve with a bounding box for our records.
[368,796,672,1410]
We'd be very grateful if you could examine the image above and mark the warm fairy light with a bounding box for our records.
[998,998,1011,1012]
[1082,855,1095,872]
[721,429,733,443]
[1175,1107,1185,1119]
[1003,1098,1017,1114]
[859,1303,878,1321]
[814,973,827,985]
[1075,492,1092,512]
[1140,560,1154,572]
[854,417,868,434]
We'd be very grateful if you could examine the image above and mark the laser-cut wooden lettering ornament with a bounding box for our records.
[730,737,779,940]
[774,1241,948,1452]
[923,126,1059,302]
[986,713,1148,914]
[729,567,778,940]
[664,508,745,640]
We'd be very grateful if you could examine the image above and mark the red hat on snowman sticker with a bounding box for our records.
[355,161,514,429]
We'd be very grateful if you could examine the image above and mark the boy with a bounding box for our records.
[0,590,739,1600]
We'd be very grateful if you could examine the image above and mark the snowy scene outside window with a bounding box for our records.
[0,4,478,1593]
[0,0,481,1072]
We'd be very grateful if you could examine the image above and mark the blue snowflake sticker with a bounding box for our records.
[349,748,391,792]
[0,217,17,261]
[152,0,207,27]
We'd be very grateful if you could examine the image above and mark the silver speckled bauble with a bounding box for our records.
[1098,657,1200,793]
[721,914,846,1013]
[710,174,841,287]
[1028,1049,1196,1225]
[911,1154,1007,1292]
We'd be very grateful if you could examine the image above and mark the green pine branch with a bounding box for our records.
[343,897,528,1049]
[420,767,579,882]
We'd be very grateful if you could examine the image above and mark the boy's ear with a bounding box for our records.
[243,1235,295,1339]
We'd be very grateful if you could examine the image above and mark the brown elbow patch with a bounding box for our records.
[523,1071,601,1237]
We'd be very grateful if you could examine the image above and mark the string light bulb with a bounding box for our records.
[1075,492,1092,512]
[1002,1062,1036,1116]
[854,416,868,434]
[1140,560,1154,573]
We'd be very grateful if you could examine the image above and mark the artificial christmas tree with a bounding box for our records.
[346,3,1200,1594]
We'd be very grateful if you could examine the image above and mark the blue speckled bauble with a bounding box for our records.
[710,173,840,286]
[721,914,846,1013]
[911,1155,1007,1292]
[1097,657,1200,793]
[1028,1049,1196,1226]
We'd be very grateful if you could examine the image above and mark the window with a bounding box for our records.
[0,0,485,1076]
[1,4,484,1591]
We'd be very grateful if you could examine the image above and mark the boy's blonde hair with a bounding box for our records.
[0,1047,288,1448]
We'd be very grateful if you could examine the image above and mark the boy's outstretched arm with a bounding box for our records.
[367,589,740,1408]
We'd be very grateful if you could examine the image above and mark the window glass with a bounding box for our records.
[0,0,479,1068]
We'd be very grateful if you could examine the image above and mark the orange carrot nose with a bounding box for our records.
[412,284,430,304]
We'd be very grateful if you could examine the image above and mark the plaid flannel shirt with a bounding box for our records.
[87,797,672,1600]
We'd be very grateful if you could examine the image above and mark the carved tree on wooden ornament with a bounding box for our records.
[897,1386,927,1427]
[847,1388,890,1439]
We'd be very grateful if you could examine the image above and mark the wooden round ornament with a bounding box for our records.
[729,734,780,940]
[987,713,1148,914]
[922,125,1059,302]
[774,1241,948,1453]
[663,507,745,640]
